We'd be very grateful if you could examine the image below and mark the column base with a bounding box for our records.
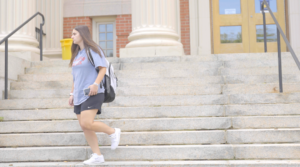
[120,46,184,58]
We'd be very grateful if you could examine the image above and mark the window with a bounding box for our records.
[98,24,114,57]
[220,26,242,43]
[256,24,277,42]
[92,16,117,57]
[219,0,241,15]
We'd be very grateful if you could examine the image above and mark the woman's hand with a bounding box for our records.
[89,84,98,96]
[69,95,74,106]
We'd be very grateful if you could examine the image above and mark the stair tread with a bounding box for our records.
[2,160,300,167]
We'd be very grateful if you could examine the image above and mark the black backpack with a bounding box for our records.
[87,49,117,103]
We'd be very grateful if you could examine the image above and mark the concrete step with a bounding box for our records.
[1,104,299,121]
[0,118,231,133]
[110,93,300,106]
[214,52,297,61]
[0,105,224,121]
[223,83,300,94]
[121,58,299,70]
[227,129,300,144]
[12,76,224,89]
[224,74,300,84]
[118,52,295,63]
[117,76,225,86]
[26,68,220,78]
[0,131,225,147]
[1,93,300,110]
[221,67,300,76]
[1,116,300,133]
[8,83,300,97]
[226,104,300,116]
[26,62,223,74]
[228,93,300,104]
[2,160,300,167]
[17,74,225,84]
[30,57,119,68]
[30,58,299,74]
[121,61,223,70]
[26,64,121,74]
[24,66,300,77]
[30,58,299,72]
[0,95,228,110]
[232,116,300,129]
[1,144,300,162]
[119,55,218,63]
[1,129,299,147]
[18,72,300,84]
[224,59,299,68]
[30,53,297,68]
[9,85,222,96]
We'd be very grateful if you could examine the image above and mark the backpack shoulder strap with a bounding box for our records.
[86,48,95,66]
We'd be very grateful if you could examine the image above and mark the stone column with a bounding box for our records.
[288,0,300,55]
[0,0,39,54]
[120,0,184,57]
[189,0,211,55]
[36,0,63,59]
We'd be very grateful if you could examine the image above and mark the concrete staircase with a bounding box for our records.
[1,52,300,166]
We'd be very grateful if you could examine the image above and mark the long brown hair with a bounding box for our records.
[69,25,105,67]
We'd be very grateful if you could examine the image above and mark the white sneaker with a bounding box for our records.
[83,153,105,165]
[109,128,121,150]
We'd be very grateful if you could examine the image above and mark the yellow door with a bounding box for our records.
[213,0,286,54]
[248,0,286,52]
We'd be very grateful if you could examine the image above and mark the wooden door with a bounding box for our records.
[248,0,286,52]
[212,0,286,54]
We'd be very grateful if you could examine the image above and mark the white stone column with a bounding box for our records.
[189,0,211,55]
[288,0,300,55]
[36,0,63,59]
[0,0,39,54]
[120,0,184,57]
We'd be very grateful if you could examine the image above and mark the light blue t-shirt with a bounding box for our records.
[72,48,107,105]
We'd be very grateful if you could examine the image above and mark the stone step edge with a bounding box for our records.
[1,160,300,166]
[1,116,300,122]
[1,103,300,111]
[2,128,300,135]
[9,83,300,88]
[2,143,300,149]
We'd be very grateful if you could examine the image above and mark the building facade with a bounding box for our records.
[1,0,300,59]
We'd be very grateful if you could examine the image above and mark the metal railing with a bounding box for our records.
[261,0,300,93]
[35,27,46,44]
[0,12,45,100]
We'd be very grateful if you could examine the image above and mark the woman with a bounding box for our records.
[68,25,121,165]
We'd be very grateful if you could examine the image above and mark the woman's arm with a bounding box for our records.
[69,82,74,106]
[94,67,106,85]
[89,66,106,96]
[71,82,74,93]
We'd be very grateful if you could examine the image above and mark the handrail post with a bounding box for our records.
[277,28,283,93]
[1,12,45,100]
[4,39,8,99]
[262,2,267,52]
[40,24,43,61]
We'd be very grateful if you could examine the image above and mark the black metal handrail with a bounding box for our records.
[261,0,300,93]
[0,12,45,100]
[35,27,46,43]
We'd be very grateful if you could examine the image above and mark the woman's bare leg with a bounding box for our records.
[80,109,115,135]
[77,114,102,155]
[77,109,115,155]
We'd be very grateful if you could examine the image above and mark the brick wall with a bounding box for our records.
[180,0,191,55]
[63,17,92,38]
[116,15,132,57]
